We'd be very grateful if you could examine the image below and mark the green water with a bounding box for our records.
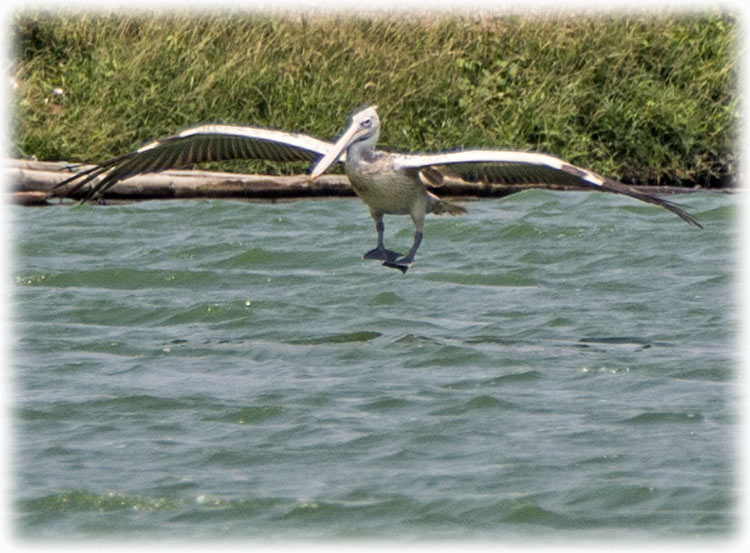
[10,190,737,540]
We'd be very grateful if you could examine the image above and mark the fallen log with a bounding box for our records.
[6,160,355,201]
[6,158,704,204]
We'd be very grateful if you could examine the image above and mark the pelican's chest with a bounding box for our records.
[345,155,418,215]
[346,158,382,194]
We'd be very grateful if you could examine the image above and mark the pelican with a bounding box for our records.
[55,104,702,273]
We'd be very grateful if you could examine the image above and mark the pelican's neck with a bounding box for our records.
[346,134,379,166]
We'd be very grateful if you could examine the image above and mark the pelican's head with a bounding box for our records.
[310,105,380,180]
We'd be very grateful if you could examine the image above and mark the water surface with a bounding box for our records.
[11,190,737,540]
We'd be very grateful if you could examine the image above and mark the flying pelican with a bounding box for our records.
[55,104,702,273]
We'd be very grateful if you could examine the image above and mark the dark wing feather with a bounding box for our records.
[395,149,702,228]
[438,160,590,187]
[54,124,337,201]
[593,178,703,228]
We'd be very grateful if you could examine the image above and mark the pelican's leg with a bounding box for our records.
[363,213,401,262]
[383,211,424,274]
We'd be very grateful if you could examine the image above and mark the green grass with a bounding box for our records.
[10,10,739,186]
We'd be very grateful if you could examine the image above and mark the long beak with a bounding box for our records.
[310,122,367,180]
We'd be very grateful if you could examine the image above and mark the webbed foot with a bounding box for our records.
[382,256,414,274]
[363,247,401,262]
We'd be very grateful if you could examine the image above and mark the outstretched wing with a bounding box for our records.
[55,124,340,201]
[394,149,702,228]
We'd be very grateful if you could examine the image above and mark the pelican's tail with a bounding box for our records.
[428,192,468,216]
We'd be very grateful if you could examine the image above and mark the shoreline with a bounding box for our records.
[6,159,735,207]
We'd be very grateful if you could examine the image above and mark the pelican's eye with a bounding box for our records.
[361,118,372,128]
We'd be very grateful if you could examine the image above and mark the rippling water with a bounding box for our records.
[10,190,737,541]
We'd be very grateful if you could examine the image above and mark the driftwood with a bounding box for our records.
[6,159,355,203]
[6,158,702,205]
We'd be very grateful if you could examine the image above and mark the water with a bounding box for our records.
[10,190,738,541]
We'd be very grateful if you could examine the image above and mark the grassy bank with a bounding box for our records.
[10,11,739,187]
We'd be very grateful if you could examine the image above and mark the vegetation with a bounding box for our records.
[10,10,739,187]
